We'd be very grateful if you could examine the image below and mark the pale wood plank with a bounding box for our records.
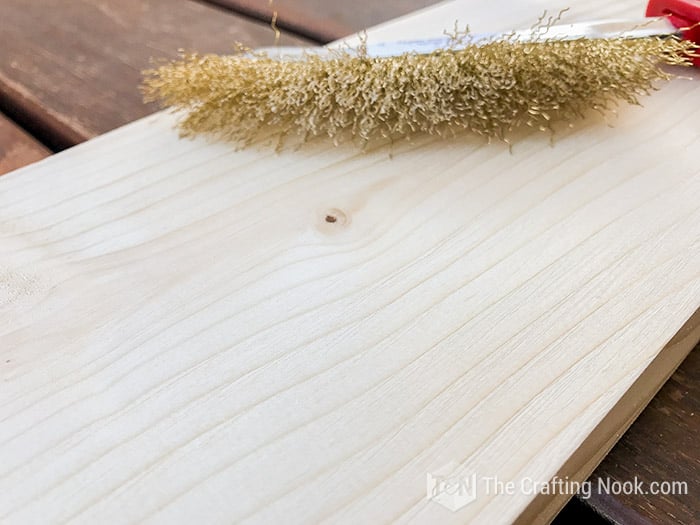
[0,1,698,523]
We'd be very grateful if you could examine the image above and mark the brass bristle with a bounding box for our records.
[142,34,698,149]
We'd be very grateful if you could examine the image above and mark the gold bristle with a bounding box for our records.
[142,34,698,149]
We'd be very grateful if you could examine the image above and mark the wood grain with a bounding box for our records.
[0,113,50,176]
[207,2,700,521]
[204,0,443,42]
[531,312,700,525]
[0,1,698,523]
[586,340,700,524]
[0,0,311,150]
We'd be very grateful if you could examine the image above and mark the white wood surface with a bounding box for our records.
[1,1,699,523]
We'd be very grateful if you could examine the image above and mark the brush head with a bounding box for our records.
[142,34,698,149]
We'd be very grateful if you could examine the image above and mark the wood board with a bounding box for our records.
[0,0,699,523]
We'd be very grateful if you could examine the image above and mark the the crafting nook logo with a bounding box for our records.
[426,462,477,511]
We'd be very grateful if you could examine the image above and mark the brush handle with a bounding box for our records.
[647,0,700,65]
[258,17,682,60]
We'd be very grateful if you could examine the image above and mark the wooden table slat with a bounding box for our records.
[0,113,50,176]
[204,0,443,42]
[0,0,311,150]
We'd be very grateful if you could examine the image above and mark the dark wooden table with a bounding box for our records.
[1,2,698,523]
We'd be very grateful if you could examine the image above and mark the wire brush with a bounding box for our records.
[142,20,698,149]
